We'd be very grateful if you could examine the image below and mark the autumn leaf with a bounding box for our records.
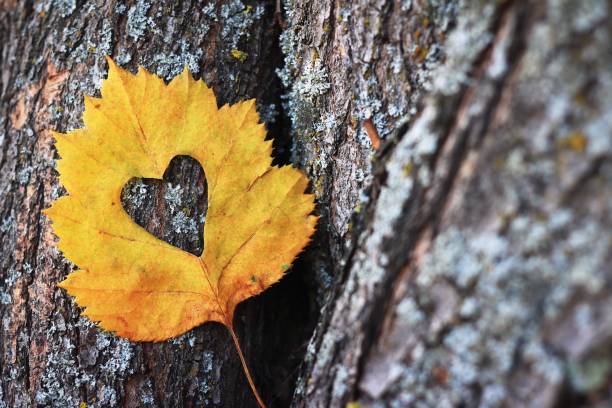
[45,57,317,407]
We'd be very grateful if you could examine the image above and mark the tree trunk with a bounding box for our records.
[1,0,611,407]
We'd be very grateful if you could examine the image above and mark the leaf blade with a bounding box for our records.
[48,58,316,342]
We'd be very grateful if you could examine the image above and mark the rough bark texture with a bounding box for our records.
[1,0,611,408]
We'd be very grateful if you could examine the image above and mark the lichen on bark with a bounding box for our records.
[1,0,611,407]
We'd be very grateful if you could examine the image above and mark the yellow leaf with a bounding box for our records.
[558,130,587,153]
[230,49,248,62]
[45,57,316,407]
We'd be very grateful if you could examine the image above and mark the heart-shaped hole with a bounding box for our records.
[121,155,208,256]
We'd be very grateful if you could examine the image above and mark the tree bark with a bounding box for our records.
[1,0,611,408]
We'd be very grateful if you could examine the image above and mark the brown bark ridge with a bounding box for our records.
[1,0,611,408]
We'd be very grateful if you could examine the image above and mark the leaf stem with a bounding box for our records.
[227,324,267,408]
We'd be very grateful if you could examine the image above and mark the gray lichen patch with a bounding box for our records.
[126,0,154,41]
[35,315,134,407]
[53,0,76,18]
[220,0,265,50]
[168,210,199,237]
[163,183,183,212]
[291,59,330,102]
[150,40,204,80]
[123,179,150,209]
